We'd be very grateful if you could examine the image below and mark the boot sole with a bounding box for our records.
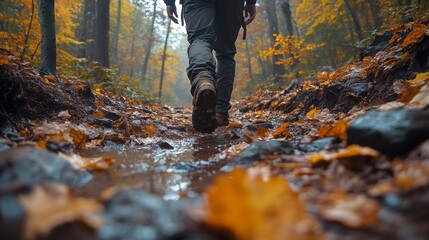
[192,89,217,133]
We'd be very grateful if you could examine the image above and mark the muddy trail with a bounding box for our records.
[1,17,429,240]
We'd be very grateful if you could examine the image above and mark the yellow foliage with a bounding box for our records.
[310,145,380,164]
[318,118,348,140]
[204,168,324,240]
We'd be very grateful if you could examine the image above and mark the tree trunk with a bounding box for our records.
[265,0,285,80]
[281,1,293,36]
[245,38,254,84]
[366,0,383,29]
[141,0,157,85]
[397,0,403,6]
[112,0,121,66]
[158,20,171,100]
[21,0,35,61]
[344,0,364,41]
[38,0,56,76]
[95,0,110,68]
[80,0,96,60]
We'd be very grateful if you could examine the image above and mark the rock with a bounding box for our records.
[0,147,92,220]
[0,138,12,152]
[0,147,92,188]
[98,190,192,240]
[102,110,121,121]
[158,141,174,150]
[225,140,293,168]
[156,125,168,134]
[245,122,274,132]
[347,109,429,156]
[298,137,341,153]
[77,84,94,101]
[167,125,186,132]
[87,117,113,128]
[360,31,393,58]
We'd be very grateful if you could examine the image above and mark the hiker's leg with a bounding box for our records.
[214,0,244,114]
[184,0,217,96]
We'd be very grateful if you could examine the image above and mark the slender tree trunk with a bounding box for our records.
[366,0,383,29]
[38,0,56,76]
[112,0,121,66]
[82,0,96,60]
[95,0,110,68]
[281,1,293,36]
[265,0,285,80]
[158,20,171,100]
[397,0,403,7]
[21,0,35,61]
[344,0,364,41]
[245,38,254,84]
[141,0,157,85]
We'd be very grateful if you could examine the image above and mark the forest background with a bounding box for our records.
[1,0,428,106]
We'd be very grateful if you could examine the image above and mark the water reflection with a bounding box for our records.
[77,132,237,199]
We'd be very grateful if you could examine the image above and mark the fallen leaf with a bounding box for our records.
[20,183,102,240]
[69,127,87,148]
[318,119,348,140]
[318,192,379,228]
[92,111,104,119]
[306,108,319,118]
[59,153,115,171]
[310,145,379,164]
[272,122,290,138]
[254,126,271,139]
[204,168,324,240]
[0,54,9,65]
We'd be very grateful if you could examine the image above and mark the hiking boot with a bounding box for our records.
[192,72,217,133]
[216,112,229,126]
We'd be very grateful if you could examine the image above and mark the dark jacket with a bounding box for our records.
[164,0,257,6]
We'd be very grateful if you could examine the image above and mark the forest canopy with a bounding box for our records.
[1,0,428,104]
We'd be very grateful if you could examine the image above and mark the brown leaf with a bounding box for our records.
[319,192,379,228]
[69,127,87,148]
[254,126,271,139]
[19,184,102,240]
[59,153,115,171]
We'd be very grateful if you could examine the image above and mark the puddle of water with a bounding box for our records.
[77,133,237,200]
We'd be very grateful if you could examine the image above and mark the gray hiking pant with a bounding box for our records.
[183,0,244,115]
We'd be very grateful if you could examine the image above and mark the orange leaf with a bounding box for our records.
[272,122,290,138]
[318,119,348,140]
[69,128,87,148]
[204,168,324,240]
[310,145,379,164]
[254,126,271,139]
[92,111,104,119]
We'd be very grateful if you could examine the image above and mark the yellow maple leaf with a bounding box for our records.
[204,168,324,240]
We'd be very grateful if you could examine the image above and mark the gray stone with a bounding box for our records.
[347,109,429,156]
[225,140,293,168]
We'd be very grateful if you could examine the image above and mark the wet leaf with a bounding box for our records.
[92,111,105,119]
[306,108,319,118]
[204,168,324,240]
[69,128,87,148]
[20,184,103,240]
[254,126,271,139]
[318,119,348,140]
[59,153,115,171]
[310,145,379,164]
[319,192,379,228]
[272,122,290,138]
